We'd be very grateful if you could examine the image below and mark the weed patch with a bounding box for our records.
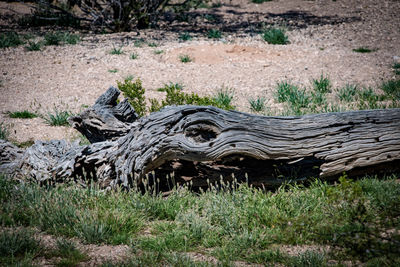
[353,47,375,53]
[179,54,193,62]
[262,28,289,45]
[179,32,192,41]
[207,29,222,39]
[44,109,72,126]
[249,97,266,113]
[7,110,37,119]
[0,32,24,48]
[110,46,124,55]
[0,123,9,140]
[25,41,42,51]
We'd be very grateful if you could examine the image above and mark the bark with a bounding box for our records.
[1,87,399,189]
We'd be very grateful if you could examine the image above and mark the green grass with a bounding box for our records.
[44,32,80,46]
[25,41,42,51]
[353,47,375,53]
[252,0,272,3]
[7,110,37,119]
[262,28,289,45]
[179,54,193,63]
[249,97,266,113]
[44,109,72,126]
[0,228,42,265]
[154,49,164,55]
[179,32,192,41]
[381,79,400,101]
[134,39,144,47]
[0,123,9,140]
[0,32,24,48]
[312,74,331,94]
[1,173,400,266]
[148,42,158,47]
[110,46,124,55]
[337,84,358,102]
[207,29,222,39]
[130,52,139,59]
[108,69,118,73]
[49,238,89,266]
[213,87,235,109]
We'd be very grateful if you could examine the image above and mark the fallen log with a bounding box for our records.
[1,87,399,189]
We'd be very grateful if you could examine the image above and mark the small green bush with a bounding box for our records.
[8,110,37,119]
[179,32,192,41]
[44,32,64,46]
[110,46,124,55]
[275,81,299,103]
[262,28,288,45]
[44,109,72,126]
[118,78,147,117]
[249,97,266,112]
[213,87,235,109]
[381,79,400,101]
[252,0,272,3]
[0,229,42,262]
[337,84,358,102]
[353,47,374,53]
[312,74,331,94]
[179,54,193,63]
[25,41,42,51]
[0,32,24,48]
[130,52,139,59]
[63,33,80,45]
[207,29,222,39]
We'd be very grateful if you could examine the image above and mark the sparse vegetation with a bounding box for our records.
[110,46,124,55]
[381,79,400,101]
[130,52,139,59]
[44,109,72,126]
[207,29,222,39]
[179,54,193,62]
[262,28,289,45]
[148,42,158,47]
[154,49,164,54]
[213,87,235,109]
[44,32,80,46]
[108,69,118,73]
[7,110,37,119]
[179,32,192,41]
[25,41,42,51]
[0,32,24,48]
[1,173,400,266]
[353,47,375,53]
[249,97,266,112]
[118,78,147,117]
[252,0,272,3]
[0,123,9,140]
[50,239,89,266]
[337,84,358,102]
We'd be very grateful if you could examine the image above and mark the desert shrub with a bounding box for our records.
[179,32,192,41]
[337,84,358,102]
[179,54,193,62]
[118,78,147,117]
[7,110,37,119]
[381,79,400,101]
[25,41,42,51]
[44,109,72,126]
[208,29,222,39]
[262,28,288,45]
[249,97,266,113]
[0,32,24,48]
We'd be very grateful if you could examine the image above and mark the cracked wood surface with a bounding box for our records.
[1,87,399,189]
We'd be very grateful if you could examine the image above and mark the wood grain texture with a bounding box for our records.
[1,88,399,189]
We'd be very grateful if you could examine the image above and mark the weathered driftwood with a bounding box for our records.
[1,87,399,189]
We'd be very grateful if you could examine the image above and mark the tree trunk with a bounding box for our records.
[1,87,399,190]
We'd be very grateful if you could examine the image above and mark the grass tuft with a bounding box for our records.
[44,109,72,126]
[25,41,42,51]
[249,97,266,113]
[0,32,24,48]
[130,52,139,59]
[262,28,289,45]
[179,54,193,63]
[7,110,37,119]
[110,46,123,55]
[207,29,222,39]
[381,79,400,101]
[179,32,192,41]
[337,84,358,102]
[353,47,375,53]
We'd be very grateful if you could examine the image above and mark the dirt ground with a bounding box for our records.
[0,0,399,143]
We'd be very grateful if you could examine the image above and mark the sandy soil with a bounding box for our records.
[0,0,399,143]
